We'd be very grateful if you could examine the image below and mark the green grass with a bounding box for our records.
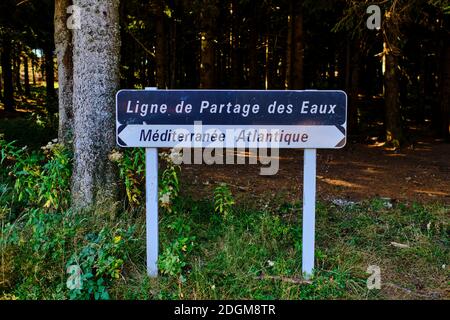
[109,198,448,300]
[1,171,448,300]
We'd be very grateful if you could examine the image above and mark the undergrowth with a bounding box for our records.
[0,137,448,300]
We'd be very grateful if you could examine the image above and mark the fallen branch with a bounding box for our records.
[385,282,442,299]
[390,241,410,249]
[256,273,312,285]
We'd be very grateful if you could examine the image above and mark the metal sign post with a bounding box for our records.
[116,89,347,279]
[144,87,158,277]
[302,149,316,279]
[145,147,158,277]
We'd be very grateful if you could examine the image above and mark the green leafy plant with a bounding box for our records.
[37,142,72,209]
[113,148,182,211]
[1,204,138,300]
[0,136,28,168]
[1,137,72,211]
[159,150,181,213]
[113,148,145,208]
[213,183,235,219]
[66,227,135,300]
[158,218,195,277]
[0,209,75,297]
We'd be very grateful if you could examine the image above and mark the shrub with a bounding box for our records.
[213,183,235,219]
[1,208,138,300]
[0,137,72,211]
[158,217,195,278]
[159,150,181,213]
[112,148,145,208]
[66,226,136,300]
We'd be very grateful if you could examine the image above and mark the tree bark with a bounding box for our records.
[199,1,218,88]
[230,0,241,88]
[153,0,167,89]
[415,45,426,125]
[169,17,177,88]
[248,18,259,88]
[0,66,3,101]
[14,52,22,95]
[347,39,360,135]
[384,42,404,146]
[32,58,36,85]
[1,33,14,111]
[24,55,30,97]
[285,1,293,89]
[264,35,269,89]
[291,1,304,90]
[55,0,74,146]
[72,0,120,209]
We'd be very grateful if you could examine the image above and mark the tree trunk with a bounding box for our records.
[32,58,36,85]
[1,33,14,111]
[345,39,351,92]
[347,39,360,135]
[72,0,120,209]
[14,53,22,95]
[24,55,30,97]
[415,45,426,125]
[200,30,214,88]
[44,46,56,99]
[291,1,304,90]
[0,66,3,101]
[248,21,259,88]
[285,1,293,89]
[438,38,450,142]
[199,1,218,88]
[384,43,404,146]
[230,0,241,88]
[153,0,167,88]
[170,18,177,88]
[264,35,269,89]
[55,0,74,146]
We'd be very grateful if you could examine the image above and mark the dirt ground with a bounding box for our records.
[180,137,450,205]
